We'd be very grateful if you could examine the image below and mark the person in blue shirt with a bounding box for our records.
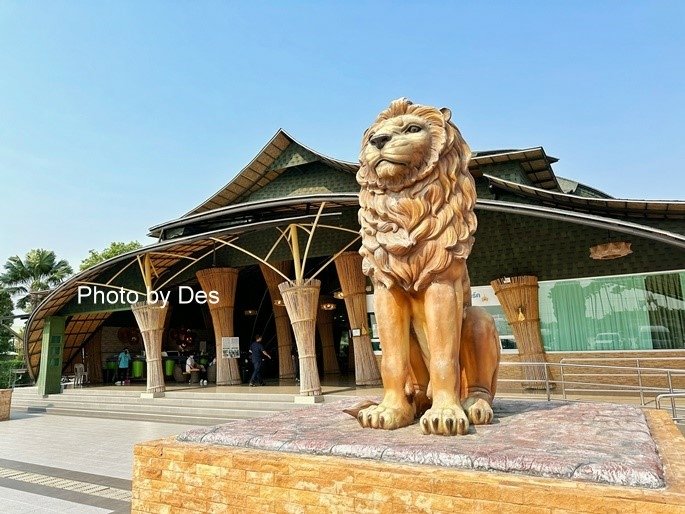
[116,348,131,384]
[249,335,271,387]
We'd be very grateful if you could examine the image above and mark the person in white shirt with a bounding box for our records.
[185,354,207,385]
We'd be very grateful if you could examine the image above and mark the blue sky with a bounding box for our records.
[1,1,684,270]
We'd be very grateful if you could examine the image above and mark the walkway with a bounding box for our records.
[0,412,199,513]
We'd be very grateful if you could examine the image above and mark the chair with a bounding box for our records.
[10,368,29,389]
[74,363,88,387]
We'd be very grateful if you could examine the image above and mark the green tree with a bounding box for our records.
[0,249,73,311]
[0,290,15,354]
[79,241,142,271]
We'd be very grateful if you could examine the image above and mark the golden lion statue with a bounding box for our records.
[355,98,500,435]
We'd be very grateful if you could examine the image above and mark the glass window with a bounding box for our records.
[539,271,685,351]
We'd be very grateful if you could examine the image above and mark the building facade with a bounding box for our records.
[24,130,685,394]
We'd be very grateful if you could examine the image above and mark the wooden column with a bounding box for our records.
[132,301,169,394]
[490,276,549,389]
[334,252,381,386]
[278,279,322,396]
[196,268,241,385]
[260,262,296,380]
[317,304,340,375]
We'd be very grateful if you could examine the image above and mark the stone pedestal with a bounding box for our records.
[132,400,685,513]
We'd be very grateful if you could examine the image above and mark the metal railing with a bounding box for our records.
[656,393,685,424]
[498,359,685,424]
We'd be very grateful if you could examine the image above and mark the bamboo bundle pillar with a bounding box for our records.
[490,276,549,389]
[196,268,242,385]
[278,279,322,396]
[132,301,170,394]
[260,262,296,379]
[317,304,340,375]
[334,252,381,386]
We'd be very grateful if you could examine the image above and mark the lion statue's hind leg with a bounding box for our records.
[459,306,500,425]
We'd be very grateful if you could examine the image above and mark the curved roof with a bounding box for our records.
[176,129,563,230]
[184,130,358,218]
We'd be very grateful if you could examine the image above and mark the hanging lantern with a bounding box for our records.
[320,302,337,311]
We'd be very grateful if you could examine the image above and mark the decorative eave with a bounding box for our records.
[470,148,560,191]
[486,175,685,219]
[149,193,359,239]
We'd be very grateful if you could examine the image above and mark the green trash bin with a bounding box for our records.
[164,359,176,377]
[132,359,145,379]
[106,360,117,382]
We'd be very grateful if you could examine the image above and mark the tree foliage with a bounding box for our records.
[79,241,142,271]
[0,290,14,354]
[0,249,73,311]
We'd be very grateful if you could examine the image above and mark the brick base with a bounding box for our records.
[132,410,685,513]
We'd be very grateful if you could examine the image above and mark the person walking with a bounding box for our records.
[116,348,131,384]
[291,342,300,383]
[249,335,271,386]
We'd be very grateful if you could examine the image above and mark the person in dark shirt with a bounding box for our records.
[249,335,271,386]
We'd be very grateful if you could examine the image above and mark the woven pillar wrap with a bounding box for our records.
[260,262,296,379]
[335,252,381,386]
[196,268,241,385]
[278,279,322,396]
[491,276,549,389]
[132,301,169,393]
[317,305,340,375]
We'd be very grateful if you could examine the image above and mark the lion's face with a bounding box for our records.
[361,114,433,181]
[358,101,454,192]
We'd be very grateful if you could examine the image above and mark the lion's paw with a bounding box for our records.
[357,403,414,430]
[462,397,494,425]
[420,405,469,436]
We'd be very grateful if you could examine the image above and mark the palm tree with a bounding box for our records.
[0,249,73,311]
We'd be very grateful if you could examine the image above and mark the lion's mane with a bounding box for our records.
[357,98,477,291]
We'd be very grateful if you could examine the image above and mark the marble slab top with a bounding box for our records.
[178,398,664,489]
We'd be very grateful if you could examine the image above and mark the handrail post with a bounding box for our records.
[667,371,676,416]
[560,362,566,400]
[544,363,550,401]
[636,358,644,406]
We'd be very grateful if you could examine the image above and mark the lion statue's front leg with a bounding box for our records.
[357,286,416,430]
[414,279,470,435]
[353,282,500,436]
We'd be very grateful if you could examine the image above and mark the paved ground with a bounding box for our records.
[2,384,681,512]
[0,411,199,513]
